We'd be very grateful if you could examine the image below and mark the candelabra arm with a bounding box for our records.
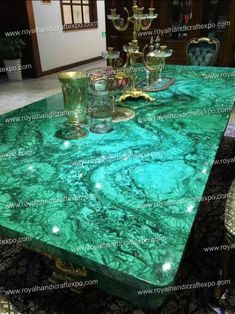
[142,44,148,67]
[122,54,130,68]
[112,7,130,32]
[140,19,153,31]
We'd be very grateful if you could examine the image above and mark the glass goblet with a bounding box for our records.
[154,47,173,82]
[107,69,135,123]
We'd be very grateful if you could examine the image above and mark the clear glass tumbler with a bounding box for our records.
[87,68,114,134]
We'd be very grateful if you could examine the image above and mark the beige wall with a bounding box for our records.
[32,0,106,72]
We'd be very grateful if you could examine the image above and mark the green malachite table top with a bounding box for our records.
[0,65,234,307]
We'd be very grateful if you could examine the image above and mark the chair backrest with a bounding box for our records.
[185,37,220,66]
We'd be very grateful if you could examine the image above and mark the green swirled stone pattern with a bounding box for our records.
[0,65,234,308]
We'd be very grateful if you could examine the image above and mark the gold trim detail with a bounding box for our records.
[55,259,88,277]
[118,88,154,102]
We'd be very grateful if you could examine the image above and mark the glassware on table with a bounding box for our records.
[144,36,162,85]
[87,68,113,134]
[139,37,174,92]
[155,46,173,82]
[106,69,135,123]
[56,71,88,140]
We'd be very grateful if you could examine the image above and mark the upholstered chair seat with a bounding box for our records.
[186,37,220,66]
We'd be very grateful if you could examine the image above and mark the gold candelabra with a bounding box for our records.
[107,0,158,101]
[107,0,157,43]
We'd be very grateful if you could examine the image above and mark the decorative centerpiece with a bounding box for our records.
[107,0,157,101]
[107,0,157,67]
[117,40,154,102]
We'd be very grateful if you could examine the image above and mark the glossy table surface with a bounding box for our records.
[0,65,234,301]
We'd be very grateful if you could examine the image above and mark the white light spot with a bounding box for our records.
[187,204,194,213]
[52,226,60,234]
[162,262,171,272]
[202,168,207,174]
[28,165,34,171]
[63,141,70,148]
[95,182,102,190]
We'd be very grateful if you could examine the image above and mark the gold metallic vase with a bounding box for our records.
[56,72,88,140]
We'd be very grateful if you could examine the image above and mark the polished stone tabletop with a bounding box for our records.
[0,65,234,307]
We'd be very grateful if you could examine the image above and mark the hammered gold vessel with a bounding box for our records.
[56,71,88,140]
